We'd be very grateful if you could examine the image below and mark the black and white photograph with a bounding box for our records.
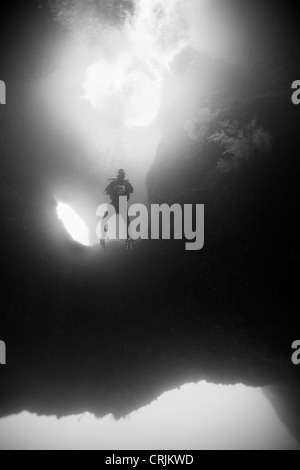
[0,0,300,452]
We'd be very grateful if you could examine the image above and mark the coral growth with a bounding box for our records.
[208,117,273,173]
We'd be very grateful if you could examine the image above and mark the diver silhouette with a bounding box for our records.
[101,169,134,252]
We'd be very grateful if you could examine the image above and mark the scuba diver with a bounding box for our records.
[105,169,134,211]
[101,169,134,252]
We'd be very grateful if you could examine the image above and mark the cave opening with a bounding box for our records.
[57,202,91,247]
[0,382,298,450]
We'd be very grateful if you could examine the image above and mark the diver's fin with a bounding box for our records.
[125,238,134,252]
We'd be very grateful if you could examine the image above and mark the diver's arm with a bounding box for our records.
[105,181,114,196]
[127,182,134,194]
[125,182,134,201]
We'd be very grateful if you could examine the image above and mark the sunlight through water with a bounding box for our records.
[82,0,189,128]
[57,202,90,246]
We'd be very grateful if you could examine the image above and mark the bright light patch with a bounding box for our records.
[82,0,189,128]
[57,203,90,246]
[83,58,162,128]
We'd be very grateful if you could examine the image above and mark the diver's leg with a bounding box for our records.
[125,213,134,252]
[100,211,109,251]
